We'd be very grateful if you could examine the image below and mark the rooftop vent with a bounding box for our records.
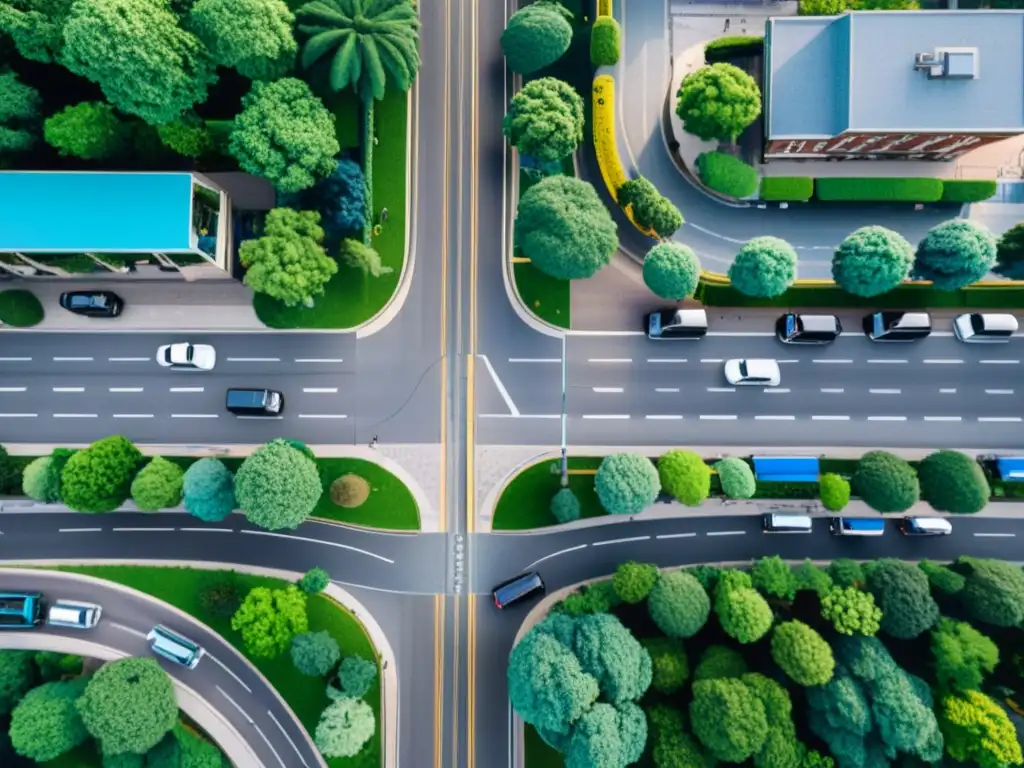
[914,47,979,80]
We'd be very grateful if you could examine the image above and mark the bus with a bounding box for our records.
[0,592,44,628]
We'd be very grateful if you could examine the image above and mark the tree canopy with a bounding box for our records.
[182,458,236,522]
[500,0,573,75]
[22,455,62,503]
[299,566,331,594]
[917,450,990,515]
[852,450,920,513]
[503,76,584,162]
[716,457,756,499]
[190,0,297,81]
[565,701,646,768]
[231,585,309,658]
[715,582,774,644]
[314,695,376,758]
[828,559,864,589]
[282,157,367,236]
[0,71,40,154]
[551,487,581,524]
[613,561,659,604]
[43,101,129,160]
[995,221,1024,278]
[940,690,1022,768]
[865,559,939,639]
[647,570,711,639]
[690,677,768,763]
[819,473,851,512]
[676,63,761,142]
[642,242,700,300]
[618,177,683,239]
[0,651,36,715]
[643,637,688,694]
[60,436,142,513]
[751,556,797,601]
[514,175,618,280]
[9,677,90,762]
[728,236,797,298]
[336,654,377,698]
[130,456,184,511]
[0,0,72,63]
[831,226,914,297]
[931,618,998,694]
[958,556,1024,627]
[657,450,710,506]
[771,621,835,686]
[595,452,661,515]
[821,587,882,636]
[693,645,748,682]
[913,219,997,290]
[290,630,340,676]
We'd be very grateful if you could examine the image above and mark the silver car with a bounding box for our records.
[724,359,781,387]
[157,343,216,371]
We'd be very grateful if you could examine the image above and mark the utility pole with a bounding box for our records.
[560,334,569,487]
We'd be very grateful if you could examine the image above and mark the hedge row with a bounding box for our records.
[758,177,996,204]
[591,16,621,66]
[592,76,627,198]
[941,179,998,203]
[758,176,813,202]
[704,35,764,62]
[696,151,758,198]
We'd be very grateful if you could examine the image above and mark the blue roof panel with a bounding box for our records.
[997,458,1024,481]
[0,172,194,252]
[752,456,820,483]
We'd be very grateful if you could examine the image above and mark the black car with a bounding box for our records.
[59,291,124,318]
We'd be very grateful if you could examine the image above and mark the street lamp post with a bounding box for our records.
[560,334,568,487]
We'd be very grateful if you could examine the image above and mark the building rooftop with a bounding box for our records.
[0,172,196,253]
[766,10,1024,139]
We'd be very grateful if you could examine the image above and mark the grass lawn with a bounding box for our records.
[50,565,383,768]
[0,289,44,327]
[254,89,407,330]
[492,457,604,530]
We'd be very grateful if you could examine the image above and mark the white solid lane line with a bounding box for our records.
[52,356,93,361]
[525,544,588,570]
[646,414,683,420]
[0,357,30,361]
[979,417,1022,422]
[867,359,907,364]
[171,414,218,419]
[478,414,560,419]
[593,387,624,393]
[179,527,233,533]
[924,416,962,422]
[764,388,790,393]
[924,359,964,364]
[706,531,745,537]
[813,415,850,420]
[700,358,724,363]
[226,357,280,362]
[294,358,343,363]
[587,358,632,363]
[478,354,521,417]
[755,415,795,420]
[297,414,348,419]
[700,415,737,420]
[217,687,287,768]
[303,387,339,393]
[707,387,735,393]
[820,388,844,393]
[986,389,1014,395]
[53,413,97,418]
[776,360,799,364]
[109,621,147,640]
[170,387,204,393]
[240,530,394,563]
[52,387,85,392]
[583,414,630,419]
[108,357,150,362]
[940,388,957,393]
[974,533,1016,538]
[0,413,36,418]
[508,358,560,363]
[981,360,1020,364]
[647,358,687,363]
[592,535,651,547]
[656,533,696,539]
[266,710,310,767]
[109,387,144,393]
[868,416,907,421]
[869,389,901,394]
[58,528,101,533]
[113,414,155,419]
[0,387,26,392]
[655,387,680,393]
[813,359,852,364]
[207,653,254,693]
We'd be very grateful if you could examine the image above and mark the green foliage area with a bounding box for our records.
[649,704,713,768]
[146,722,225,768]
[676,63,761,142]
[758,176,813,202]
[643,637,688,694]
[551,487,582,524]
[793,560,834,597]
[696,151,758,198]
[686,565,722,594]
[852,450,920,513]
[0,0,72,64]
[657,450,709,506]
[9,677,89,762]
[958,556,1024,627]
[0,71,40,154]
[728,236,798,298]
[60,435,142,513]
[43,101,129,160]
[234,437,323,530]
[77,657,177,756]
[299,566,331,595]
[931,618,998,694]
[565,701,646,768]
[865,558,939,639]
[941,179,997,203]
[0,289,44,327]
[831,226,915,298]
[590,16,621,66]
[157,116,213,158]
[716,579,774,644]
[828,559,864,589]
[919,559,966,597]
[290,630,341,677]
[231,585,309,659]
[314,695,376,758]
[716,457,756,499]
[0,651,36,715]
[917,450,990,514]
[940,690,1022,768]
[704,35,764,62]
[198,570,245,620]
[751,556,797,601]
[913,218,997,291]
[182,458,236,522]
[771,620,835,686]
[500,0,573,75]
[336,654,377,698]
[641,241,701,300]
[619,177,684,238]
[22,455,61,502]
[595,452,661,514]
[296,0,420,102]
[819,473,851,512]
[693,645,748,682]
[690,677,768,762]
[995,221,1024,278]
[503,77,584,162]
[229,78,339,193]
[613,561,659,604]
[815,177,944,202]
[821,587,881,636]
[189,0,296,81]
[130,456,184,511]
[61,0,215,125]
[648,570,710,639]
[514,175,618,280]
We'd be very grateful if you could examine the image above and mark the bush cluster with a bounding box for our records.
[696,151,758,199]
[758,176,813,202]
[590,17,621,66]
[815,177,944,203]
[703,35,764,62]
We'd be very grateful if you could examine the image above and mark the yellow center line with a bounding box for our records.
[433,594,444,768]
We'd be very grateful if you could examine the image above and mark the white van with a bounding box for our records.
[47,600,102,629]
[901,517,952,536]
[762,513,813,533]
[147,625,205,669]
[953,313,1018,343]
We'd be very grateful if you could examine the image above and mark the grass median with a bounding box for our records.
[48,564,382,768]
[492,457,604,530]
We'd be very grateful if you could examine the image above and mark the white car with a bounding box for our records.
[157,343,216,371]
[724,359,781,387]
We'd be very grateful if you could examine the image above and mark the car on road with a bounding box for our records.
[0,592,43,629]
[775,313,841,344]
[492,572,545,609]
[900,517,952,535]
[59,290,123,318]
[830,517,886,536]
[862,311,931,342]
[644,309,708,340]
[226,388,284,416]
[147,624,205,669]
[157,342,216,371]
[47,599,102,629]
[724,359,781,387]
[953,312,1018,343]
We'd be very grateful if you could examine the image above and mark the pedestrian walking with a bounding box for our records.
[369,435,379,449]
[723,18,731,32]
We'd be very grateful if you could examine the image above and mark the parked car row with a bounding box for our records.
[763,513,952,535]
[645,308,1020,344]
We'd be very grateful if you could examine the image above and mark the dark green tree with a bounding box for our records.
[189,0,296,81]
[693,645,748,681]
[60,436,142,513]
[565,701,646,768]
[182,458,236,522]
[831,226,914,297]
[551,487,581,524]
[751,555,797,601]
[503,77,584,162]
[931,617,998,694]
[595,452,660,515]
[728,236,798,298]
[0,71,40,155]
[792,560,834,597]
[157,116,213,158]
[865,559,938,639]
[918,559,966,597]
[958,556,1024,627]
[618,177,683,238]
[335,654,377,698]
[234,438,323,529]
[0,651,35,715]
[917,450,990,514]
[648,570,711,639]
[643,637,688,694]
[994,221,1024,278]
[0,0,73,63]
[299,566,331,594]
[44,102,130,160]
[8,677,89,762]
[676,63,761,142]
[690,677,768,762]
[290,630,340,676]
[827,559,864,589]
[500,0,573,75]
[852,450,919,513]
[913,218,997,290]
[145,723,224,768]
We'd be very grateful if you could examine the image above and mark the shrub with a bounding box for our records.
[819,473,850,512]
[500,0,573,75]
[995,221,1024,278]
[693,645,748,681]
[642,242,700,300]
[696,151,758,198]
[648,571,711,639]
[758,176,813,202]
[658,450,711,506]
[44,102,129,160]
[130,457,184,511]
[550,487,581,523]
[503,77,584,163]
[231,585,308,658]
[852,450,919,513]
[704,35,763,62]
[330,474,369,507]
[865,559,939,639]
[941,179,996,203]
[593,75,628,199]
[919,560,966,597]
[590,16,621,66]
[595,453,660,514]
[831,225,914,297]
[728,236,798,298]
[618,177,683,238]
[22,456,61,503]
[771,621,835,686]
[60,436,142,513]
[156,116,212,158]
[913,218,997,291]
[182,458,236,522]
[336,654,378,698]
[918,450,989,514]
[235,438,322,530]
[290,630,340,677]
[676,63,761,142]
[613,561,659,604]
[298,567,330,594]
[643,637,689,694]
[715,458,755,499]
[815,177,943,203]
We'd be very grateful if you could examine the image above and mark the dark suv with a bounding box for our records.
[59,291,123,318]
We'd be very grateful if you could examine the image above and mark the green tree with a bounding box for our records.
[687,565,722,593]
[805,673,874,768]
[819,473,851,512]
[514,175,618,280]
[643,637,688,694]
[230,79,339,193]
[189,0,296,80]
[146,723,223,768]
[716,458,756,499]
[690,677,769,763]
[156,116,213,158]
[650,705,713,768]
[693,645,748,681]
[771,621,835,686]
[931,618,998,694]
[590,15,621,66]
[0,0,72,63]
[793,560,834,597]
[751,556,797,601]
[994,221,1024,278]
[22,455,61,502]
[551,487,581,524]
[182,458,236,522]
[60,435,142,513]
[657,450,710,506]
[43,102,130,160]
[0,651,35,715]
[299,566,331,594]
[728,236,798,298]
[76,658,177,756]
[130,456,184,511]
[314,695,375,758]
[61,0,214,125]
[865,559,939,639]
[9,677,89,762]
[234,437,324,529]
[101,753,144,768]
[231,585,309,658]
[618,177,684,239]
[340,238,393,278]
[296,0,421,101]
[642,242,700,300]
[853,450,920,513]
[958,556,1024,627]
[595,452,660,515]
[613,561,659,604]
[828,559,864,589]
[913,218,997,290]
[503,76,584,162]
[799,0,847,14]
[335,654,377,698]
[676,62,761,142]
[565,701,646,768]
[919,559,966,597]
[500,0,573,75]
[34,651,82,682]
[716,585,774,644]
[939,690,1022,768]
[290,630,340,676]
[648,570,710,639]
[0,71,40,154]
[820,587,881,636]
[917,450,990,514]
[831,226,914,297]
[572,613,653,704]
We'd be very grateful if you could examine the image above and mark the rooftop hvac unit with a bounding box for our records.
[914,47,979,80]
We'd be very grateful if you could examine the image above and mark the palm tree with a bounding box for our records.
[296,0,421,103]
